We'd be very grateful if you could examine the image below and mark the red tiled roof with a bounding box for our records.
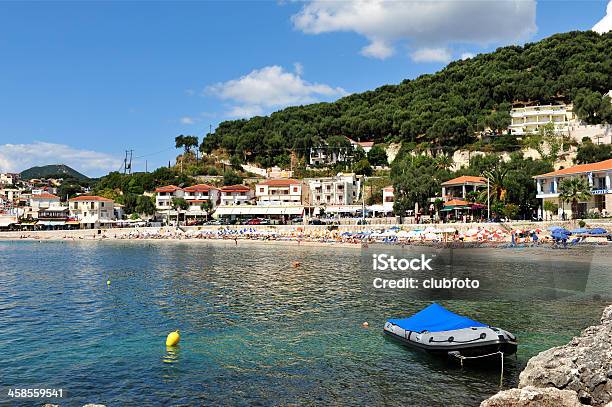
[534,159,612,178]
[68,195,113,202]
[155,185,182,193]
[183,184,218,192]
[441,176,487,186]
[383,186,394,192]
[31,193,60,200]
[357,141,374,147]
[445,199,469,206]
[220,184,251,193]
[258,179,301,187]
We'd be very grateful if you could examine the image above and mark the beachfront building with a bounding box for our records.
[534,158,612,219]
[441,176,487,201]
[219,185,253,206]
[68,195,116,229]
[37,206,71,229]
[509,103,576,136]
[305,173,363,217]
[367,185,395,217]
[183,184,219,208]
[382,186,395,212]
[155,185,184,212]
[256,179,303,205]
[29,192,61,219]
[307,173,361,206]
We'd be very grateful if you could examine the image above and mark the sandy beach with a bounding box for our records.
[2,222,611,249]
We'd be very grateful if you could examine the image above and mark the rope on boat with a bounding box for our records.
[449,351,504,385]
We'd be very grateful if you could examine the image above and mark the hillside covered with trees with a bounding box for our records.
[201,31,612,168]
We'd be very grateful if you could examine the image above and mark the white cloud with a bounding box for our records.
[292,0,536,60]
[411,47,451,63]
[593,0,612,33]
[460,52,475,60]
[206,65,347,118]
[180,116,196,125]
[361,39,394,59]
[0,142,122,177]
[294,62,304,75]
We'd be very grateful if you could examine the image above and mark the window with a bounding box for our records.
[293,187,298,193]
[90,202,94,210]
[259,188,264,193]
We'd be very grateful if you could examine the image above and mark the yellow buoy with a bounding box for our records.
[362,322,369,328]
[166,330,180,346]
[106,280,111,286]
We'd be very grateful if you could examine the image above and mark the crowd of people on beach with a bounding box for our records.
[8,224,605,248]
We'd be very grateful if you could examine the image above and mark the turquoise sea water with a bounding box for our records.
[0,240,610,406]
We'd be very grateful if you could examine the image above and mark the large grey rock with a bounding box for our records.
[480,386,584,407]
[518,304,612,406]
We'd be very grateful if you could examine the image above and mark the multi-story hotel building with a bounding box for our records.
[154,185,184,212]
[68,195,116,229]
[183,184,219,210]
[509,103,576,136]
[534,158,612,219]
[255,179,303,205]
[219,185,253,206]
[306,173,361,207]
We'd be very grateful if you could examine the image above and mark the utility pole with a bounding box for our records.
[145,160,148,173]
[124,150,133,175]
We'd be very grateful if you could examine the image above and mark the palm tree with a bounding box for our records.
[559,177,592,219]
[434,153,453,171]
[482,165,508,202]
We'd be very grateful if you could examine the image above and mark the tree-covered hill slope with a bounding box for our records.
[201,31,612,167]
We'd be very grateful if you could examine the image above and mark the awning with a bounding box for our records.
[324,205,362,214]
[37,220,66,226]
[0,217,17,227]
[215,206,304,216]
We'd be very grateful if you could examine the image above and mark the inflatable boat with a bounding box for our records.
[384,303,517,360]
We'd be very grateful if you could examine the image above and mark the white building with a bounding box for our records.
[383,186,394,213]
[534,158,612,219]
[309,146,346,166]
[219,185,253,206]
[0,173,19,186]
[509,103,576,136]
[309,137,375,166]
[183,184,220,217]
[307,173,361,207]
[29,192,61,219]
[256,179,303,205]
[154,185,184,211]
[347,138,374,153]
[68,195,116,229]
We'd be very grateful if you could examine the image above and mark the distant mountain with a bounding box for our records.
[20,164,88,180]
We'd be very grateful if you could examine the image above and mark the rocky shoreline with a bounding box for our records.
[482,304,612,407]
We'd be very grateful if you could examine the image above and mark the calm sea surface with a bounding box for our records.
[0,240,610,406]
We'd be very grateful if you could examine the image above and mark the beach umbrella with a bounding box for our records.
[571,228,588,234]
[587,227,607,235]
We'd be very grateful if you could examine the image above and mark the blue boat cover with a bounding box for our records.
[387,303,487,333]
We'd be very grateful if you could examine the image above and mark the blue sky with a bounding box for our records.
[0,0,610,177]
